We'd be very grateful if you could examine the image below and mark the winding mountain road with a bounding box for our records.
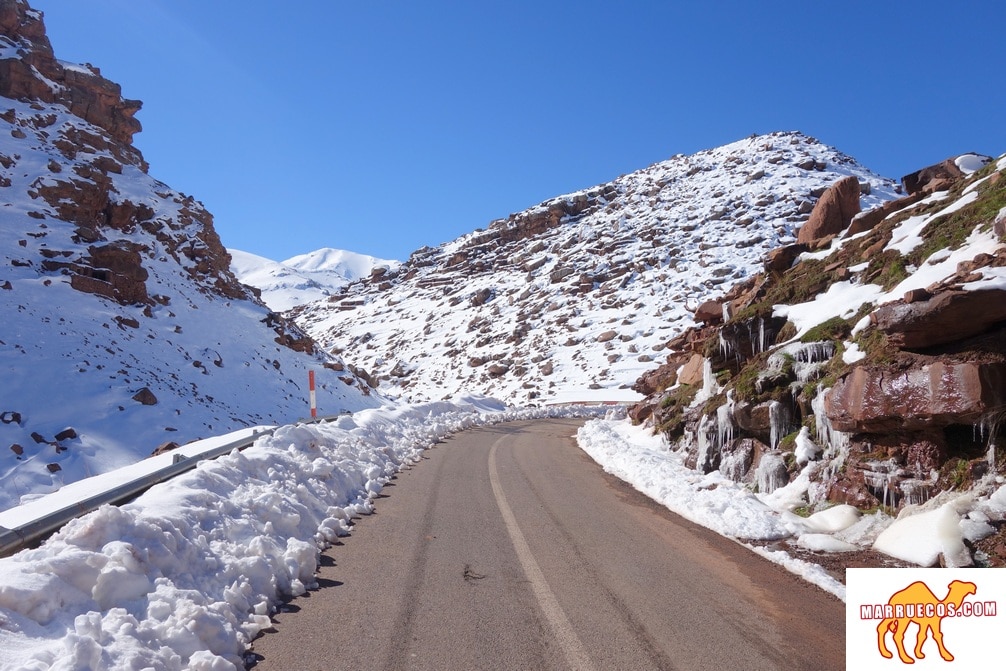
[249,419,844,670]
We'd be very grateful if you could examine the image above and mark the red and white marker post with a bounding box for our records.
[308,370,317,418]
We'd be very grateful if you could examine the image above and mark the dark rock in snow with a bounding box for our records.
[132,387,158,406]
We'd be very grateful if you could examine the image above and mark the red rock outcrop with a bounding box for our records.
[871,288,1006,349]
[901,157,964,196]
[0,0,142,147]
[796,175,862,245]
[764,243,808,272]
[846,190,927,236]
[825,361,1006,433]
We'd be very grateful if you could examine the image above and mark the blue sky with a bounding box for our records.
[29,0,1006,262]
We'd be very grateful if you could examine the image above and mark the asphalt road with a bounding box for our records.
[249,419,844,670]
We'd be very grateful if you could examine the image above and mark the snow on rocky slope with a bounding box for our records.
[0,0,379,510]
[286,131,900,405]
[625,150,1006,568]
[229,248,399,312]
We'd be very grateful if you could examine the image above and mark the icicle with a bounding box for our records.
[980,414,1001,471]
[794,426,820,465]
[756,453,788,494]
[811,387,849,456]
[691,358,720,407]
[794,341,835,364]
[717,392,735,448]
[695,414,716,473]
[719,331,733,360]
[769,400,789,450]
[899,479,933,507]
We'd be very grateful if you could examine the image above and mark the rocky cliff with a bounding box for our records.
[626,152,1006,565]
[0,0,378,509]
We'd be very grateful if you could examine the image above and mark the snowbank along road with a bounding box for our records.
[249,419,844,670]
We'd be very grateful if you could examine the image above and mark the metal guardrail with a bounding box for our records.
[0,414,347,557]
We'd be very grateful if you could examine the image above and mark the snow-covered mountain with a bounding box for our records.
[287,131,900,405]
[0,0,379,509]
[229,248,399,312]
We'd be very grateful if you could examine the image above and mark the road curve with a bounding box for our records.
[249,419,844,670]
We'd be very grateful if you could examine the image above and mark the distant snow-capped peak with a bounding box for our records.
[230,248,400,312]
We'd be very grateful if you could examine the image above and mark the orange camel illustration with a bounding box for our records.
[876,579,977,664]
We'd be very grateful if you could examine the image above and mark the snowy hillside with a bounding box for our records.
[0,3,380,510]
[626,149,1006,568]
[229,248,399,312]
[289,131,900,405]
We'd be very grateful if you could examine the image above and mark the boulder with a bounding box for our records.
[132,387,158,405]
[678,353,706,386]
[487,363,509,377]
[871,288,1006,349]
[796,175,862,245]
[151,441,180,456]
[825,362,1006,433]
[632,355,682,396]
[901,157,965,196]
[627,402,654,424]
[846,191,927,236]
[994,192,1006,237]
[694,300,725,325]
[764,243,808,272]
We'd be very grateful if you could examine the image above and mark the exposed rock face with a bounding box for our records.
[901,157,964,195]
[0,0,142,148]
[796,175,861,245]
[825,362,1006,433]
[0,0,311,336]
[626,147,1006,526]
[871,288,1006,349]
[0,0,376,508]
[66,242,150,304]
[764,243,808,272]
[631,352,683,396]
[846,191,927,236]
[694,300,725,325]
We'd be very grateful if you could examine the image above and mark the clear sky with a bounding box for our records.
[28,0,1006,263]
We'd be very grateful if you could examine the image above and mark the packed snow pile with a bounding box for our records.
[282,131,900,406]
[0,397,603,671]
[577,417,1006,599]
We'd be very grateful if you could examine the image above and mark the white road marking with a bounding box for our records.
[488,437,598,671]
